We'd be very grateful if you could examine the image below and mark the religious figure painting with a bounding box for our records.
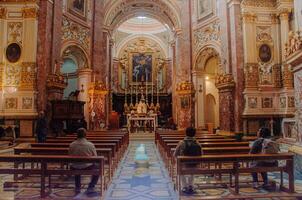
[259,44,272,63]
[132,53,152,83]
[197,0,214,20]
[68,0,86,19]
[180,96,190,110]
[6,43,21,63]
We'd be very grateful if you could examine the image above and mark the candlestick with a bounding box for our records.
[157,72,159,104]
[145,70,148,103]
[125,74,127,104]
[151,71,154,103]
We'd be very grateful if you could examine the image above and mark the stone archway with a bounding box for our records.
[193,47,221,130]
[61,45,92,123]
[92,0,194,129]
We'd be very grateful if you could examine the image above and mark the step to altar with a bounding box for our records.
[129,131,155,141]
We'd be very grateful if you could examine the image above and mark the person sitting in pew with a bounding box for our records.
[69,128,99,194]
[250,127,280,189]
[174,127,203,195]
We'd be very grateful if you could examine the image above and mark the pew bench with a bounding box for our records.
[176,153,294,195]
[14,147,113,181]
[0,154,104,197]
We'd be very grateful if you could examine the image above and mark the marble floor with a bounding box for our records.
[104,142,178,200]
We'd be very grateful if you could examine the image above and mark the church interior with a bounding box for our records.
[0,0,302,199]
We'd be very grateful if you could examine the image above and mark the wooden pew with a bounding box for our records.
[176,153,294,195]
[14,147,113,180]
[30,143,119,170]
[0,154,104,197]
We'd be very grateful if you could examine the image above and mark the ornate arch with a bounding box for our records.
[194,46,221,72]
[116,34,168,58]
[61,42,90,69]
[104,0,181,31]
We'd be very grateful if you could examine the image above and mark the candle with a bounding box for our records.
[152,71,154,103]
[93,74,96,83]
[105,76,108,88]
[146,70,148,103]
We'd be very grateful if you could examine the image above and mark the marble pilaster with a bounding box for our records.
[36,0,53,112]
[228,0,244,132]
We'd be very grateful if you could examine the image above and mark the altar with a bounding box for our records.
[127,114,158,133]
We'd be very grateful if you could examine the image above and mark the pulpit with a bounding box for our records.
[51,100,85,133]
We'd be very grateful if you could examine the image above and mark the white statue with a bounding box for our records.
[137,99,147,114]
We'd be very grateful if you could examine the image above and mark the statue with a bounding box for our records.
[137,99,147,114]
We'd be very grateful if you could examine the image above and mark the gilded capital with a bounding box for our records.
[22,7,37,19]
[242,13,257,23]
[0,7,7,19]
[278,9,291,20]
[215,74,235,90]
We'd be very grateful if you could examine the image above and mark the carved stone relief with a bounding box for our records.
[193,21,220,54]
[62,16,90,50]
[22,97,33,109]
[7,22,23,44]
[242,0,277,8]
[5,65,21,86]
[244,63,259,88]
[20,62,36,90]
[5,98,18,109]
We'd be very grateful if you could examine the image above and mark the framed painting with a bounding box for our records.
[6,43,21,63]
[197,0,214,20]
[68,0,87,20]
[131,53,153,83]
[180,96,190,110]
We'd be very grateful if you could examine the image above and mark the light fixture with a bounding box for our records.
[137,16,146,19]
[206,76,209,80]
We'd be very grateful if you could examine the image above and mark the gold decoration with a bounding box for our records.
[0,7,7,19]
[272,64,282,88]
[7,22,23,44]
[285,31,302,58]
[62,16,90,50]
[20,62,36,90]
[88,81,108,95]
[22,97,33,109]
[282,64,294,89]
[5,64,21,86]
[242,13,257,23]
[0,63,3,88]
[215,74,235,90]
[5,97,18,109]
[244,63,259,88]
[176,81,194,95]
[22,7,37,18]
[46,74,67,90]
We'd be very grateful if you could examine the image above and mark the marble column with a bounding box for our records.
[36,0,54,112]
[174,0,194,129]
[279,9,290,61]
[216,74,235,131]
[50,0,63,70]
[242,13,257,63]
[228,0,244,132]
[91,0,109,128]
[0,7,6,100]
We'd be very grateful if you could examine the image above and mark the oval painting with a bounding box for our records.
[6,43,21,63]
[259,44,272,63]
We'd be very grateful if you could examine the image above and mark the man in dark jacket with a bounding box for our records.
[174,127,202,194]
[250,127,278,188]
[36,111,47,143]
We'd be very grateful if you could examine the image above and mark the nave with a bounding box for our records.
[0,130,301,200]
